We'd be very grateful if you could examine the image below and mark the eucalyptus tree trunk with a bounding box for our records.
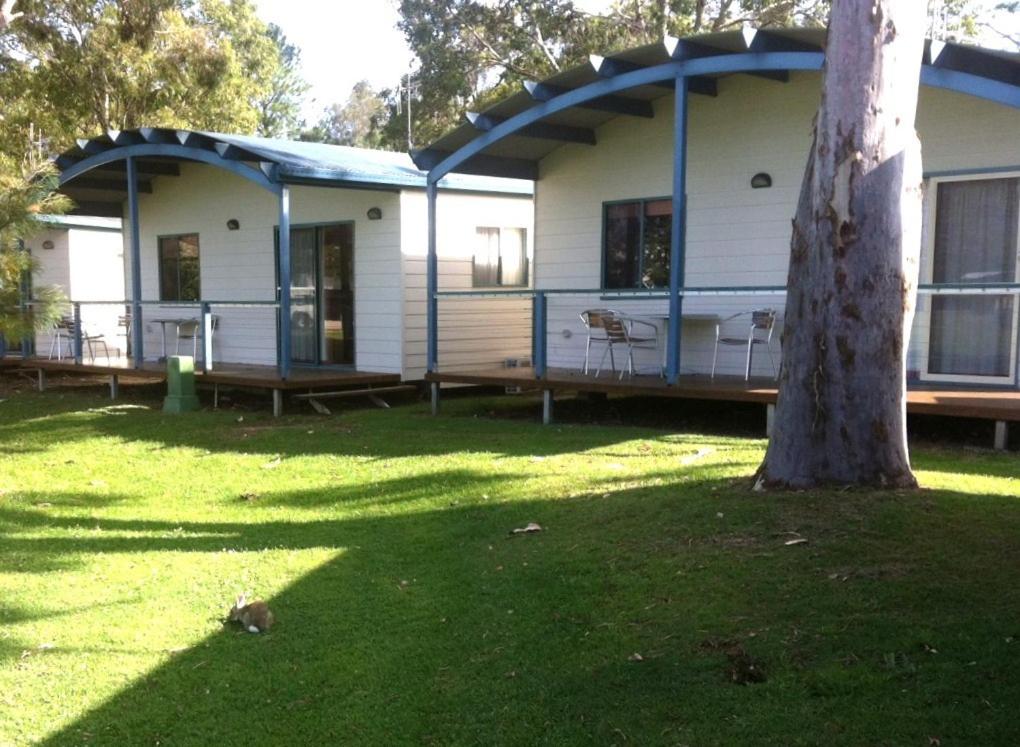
[757,0,927,489]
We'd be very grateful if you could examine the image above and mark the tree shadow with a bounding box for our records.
[2,475,1017,745]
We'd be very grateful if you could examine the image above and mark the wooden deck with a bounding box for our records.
[2,356,401,392]
[427,366,1020,423]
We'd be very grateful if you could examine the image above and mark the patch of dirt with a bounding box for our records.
[698,637,767,685]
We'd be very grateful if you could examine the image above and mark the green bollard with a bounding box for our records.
[163,355,201,413]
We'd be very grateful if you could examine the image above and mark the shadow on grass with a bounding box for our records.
[1,476,1017,745]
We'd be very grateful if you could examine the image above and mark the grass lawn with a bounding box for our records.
[2,382,1020,745]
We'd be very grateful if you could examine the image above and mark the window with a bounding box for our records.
[473,227,528,287]
[927,177,1019,378]
[603,198,672,289]
[158,234,201,301]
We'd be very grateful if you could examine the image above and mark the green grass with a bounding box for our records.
[2,384,1020,745]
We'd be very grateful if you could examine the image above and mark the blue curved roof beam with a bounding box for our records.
[416,27,1020,184]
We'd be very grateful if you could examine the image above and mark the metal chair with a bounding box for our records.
[711,309,778,381]
[175,316,218,363]
[47,318,74,360]
[118,312,132,358]
[609,314,660,379]
[579,309,617,375]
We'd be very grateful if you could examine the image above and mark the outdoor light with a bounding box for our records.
[750,172,772,189]
[226,219,240,230]
[41,239,55,250]
[367,207,383,220]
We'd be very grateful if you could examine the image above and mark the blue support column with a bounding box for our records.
[126,157,144,369]
[533,291,548,379]
[278,185,292,380]
[426,181,439,373]
[18,239,31,358]
[73,302,83,365]
[666,75,689,385]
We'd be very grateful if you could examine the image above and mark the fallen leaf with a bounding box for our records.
[261,457,282,470]
[628,653,644,662]
[784,538,809,546]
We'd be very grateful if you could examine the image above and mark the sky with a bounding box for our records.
[254,0,1019,124]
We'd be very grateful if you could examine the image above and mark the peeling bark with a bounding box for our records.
[757,0,926,490]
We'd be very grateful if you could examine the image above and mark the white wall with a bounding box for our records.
[400,189,535,378]
[532,72,1020,379]
[129,163,403,372]
[28,227,125,360]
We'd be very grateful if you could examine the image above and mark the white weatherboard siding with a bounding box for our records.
[29,227,125,359]
[401,190,534,379]
[534,72,1020,379]
[129,164,403,372]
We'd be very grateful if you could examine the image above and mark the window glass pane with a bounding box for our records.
[473,227,500,286]
[642,200,672,288]
[499,228,528,286]
[929,178,1019,377]
[158,238,178,301]
[177,234,201,302]
[604,202,641,288]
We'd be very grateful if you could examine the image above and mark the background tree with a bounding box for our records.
[300,81,390,148]
[0,0,297,156]
[255,23,308,138]
[756,0,927,489]
[0,155,70,344]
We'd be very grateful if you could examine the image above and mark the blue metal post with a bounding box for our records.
[126,157,144,369]
[73,302,83,365]
[533,291,547,379]
[278,185,292,380]
[666,75,689,385]
[200,301,212,372]
[18,240,31,358]
[426,182,439,373]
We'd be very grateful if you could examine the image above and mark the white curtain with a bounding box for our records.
[472,227,500,287]
[499,228,527,287]
[929,177,1019,377]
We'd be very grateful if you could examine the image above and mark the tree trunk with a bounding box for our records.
[757,0,927,489]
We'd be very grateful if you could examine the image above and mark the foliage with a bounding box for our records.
[1,391,1020,744]
[299,80,391,149]
[0,155,69,342]
[0,0,296,156]
[254,23,308,139]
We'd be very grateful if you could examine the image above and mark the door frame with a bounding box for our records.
[274,220,356,368]
[919,171,1020,386]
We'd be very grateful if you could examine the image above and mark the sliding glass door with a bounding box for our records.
[284,223,355,366]
[925,176,1020,383]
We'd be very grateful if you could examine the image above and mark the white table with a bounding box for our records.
[633,312,721,375]
[151,317,200,361]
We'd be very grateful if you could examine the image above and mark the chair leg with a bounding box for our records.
[48,333,57,360]
[594,345,610,378]
[582,337,591,374]
[745,338,754,381]
[766,340,778,379]
[711,340,719,379]
[193,333,198,361]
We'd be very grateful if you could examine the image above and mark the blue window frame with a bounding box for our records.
[602,198,672,289]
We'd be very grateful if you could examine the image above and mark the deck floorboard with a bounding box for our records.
[427,367,1020,422]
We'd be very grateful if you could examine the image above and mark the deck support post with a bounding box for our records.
[277,185,292,381]
[213,384,219,409]
[272,389,283,417]
[533,291,548,379]
[994,420,1009,451]
[666,75,689,386]
[766,403,776,437]
[126,156,144,369]
[109,374,119,400]
[426,182,439,374]
[72,302,83,365]
[542,389,553,425]
[430,381,440,415]
[37,369,45,392]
